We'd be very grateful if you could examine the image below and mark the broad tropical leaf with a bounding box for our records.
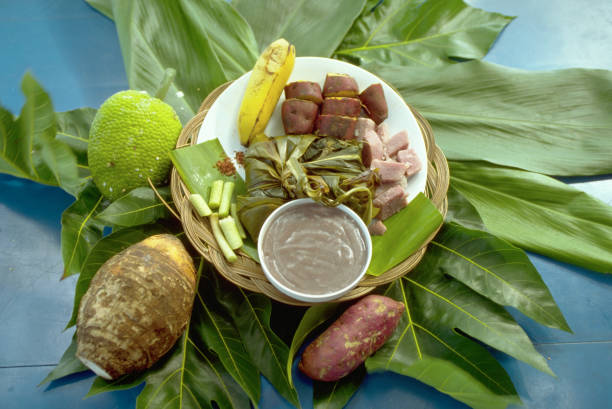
[335,0,512,67]
[233,0,367,57]
[371,60,612,176]
[216,285,300,407]
[95,186,172,227]
[445,186,485,230]
[0,73,82,196]
[313,365,366,409]
[366,279,522,409]
[450,161,612,273]
[65,224,170,328]
[39,334,88,386]
[55,107,96,170]
[431,223,571,331]
[107,0,258,123]
[60,182,107,278]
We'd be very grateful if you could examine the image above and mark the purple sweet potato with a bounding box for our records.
[284,81,323,104]
[322,73,359,98]
[282,99,319,134]
[359,83,388,124]
[299,295,404,382]
[315,114,357,140]
[321,97,362,117]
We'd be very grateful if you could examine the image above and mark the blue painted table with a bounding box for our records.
[1,1,611,408]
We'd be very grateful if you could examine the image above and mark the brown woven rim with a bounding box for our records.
[170,81,449,306]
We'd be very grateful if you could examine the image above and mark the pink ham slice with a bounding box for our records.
[368,219,387,236]
[386,130,409,158]
[354,117,376,140]
[373,185,407,220]
[396,148,422,177]
[361,130,384,167]
[371,159,406,183]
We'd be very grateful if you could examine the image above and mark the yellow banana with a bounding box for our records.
[238,38,295,146]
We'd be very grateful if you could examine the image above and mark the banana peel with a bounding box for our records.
[238,38,295,146]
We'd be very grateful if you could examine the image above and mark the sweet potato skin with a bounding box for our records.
[359,83,388,124]
[282,99,319,134]
[323,73,359,98]
[299,295,404,381]
[284,81,323,104]
[76,234,196,380]
[315,115,357,140]
[321,97,361,117]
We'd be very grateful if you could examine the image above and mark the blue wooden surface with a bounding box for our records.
[1,0,612,408]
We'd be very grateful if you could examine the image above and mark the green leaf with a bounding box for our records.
[335,0,512,67]
[366,279,522,409]
[371,60,612,176]
[39,334,88,386]
[234,0,367,57]
[60,182,107,278]
[95,186,172,227]
[108,0,257,123]
[403,260,553,375]
[86,0,113,19]
[55,107,96,170]
[313,365,366,409]
[368,193,443,276]
[195,272,261,405]
[217,286,300,408]
[445,186,485,231]
[431,223,571,332]
[450,161,612,274]
[0,73,82,196]
[287,303,339,387]
[66,224,170,328]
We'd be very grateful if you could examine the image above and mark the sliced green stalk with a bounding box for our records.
[230,203,247,239]
[209,213,237,262]
[219,216,244,250]
[209,180,224,209]
[189,193,212,217]
[219,181,235,218]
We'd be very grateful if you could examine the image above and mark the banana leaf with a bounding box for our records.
[238,135,377,240]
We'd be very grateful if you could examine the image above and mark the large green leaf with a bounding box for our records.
[371,60,612,176]
[445,186,485,231]
[105,0,257,123]
[366,279,522,409]
[313,365,366,409]
[0,73,82,196]
[450,161,612,274]
[55,107,96,171]
[60,182,107,278]
[431,223,571,331]
[335,0,512,67]
[233,0,367,57]
[65,224,171,328]
[39,334,88,386]
[368,193,443,276]
[216,285,300,408]
[95,186,172,227]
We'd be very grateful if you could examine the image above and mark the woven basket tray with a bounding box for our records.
[170,82,449,306]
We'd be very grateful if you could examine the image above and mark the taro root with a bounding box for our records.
[76,234,196,380]
[386,130,409,158]
[361,129,384,167]
[299,295,404,381]
[321,97,361,117]
[284,81,323,104]
[282,99,319,134]
[322,73,359,97]
[371,159,407,183]
[397,148,422,177]
[315,115,357,140]
[359,83,388,124]
[354,117,376,140]
[373,185,407,220]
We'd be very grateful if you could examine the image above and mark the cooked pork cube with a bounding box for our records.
[359,83,388,124]
[315,115,357,139]
[371,159,407,183]
[386,130,409,157]
[396,148,422,177]
[322,73,359,97]
[361,129,384,167]
[284,81,323,104]
[282,99,319,134]
[368,219,387,236]
[373,185,407,220]
[354,117,376,140]
[321,97,361,117]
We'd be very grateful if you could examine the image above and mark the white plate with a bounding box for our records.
[197,56,427,202]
